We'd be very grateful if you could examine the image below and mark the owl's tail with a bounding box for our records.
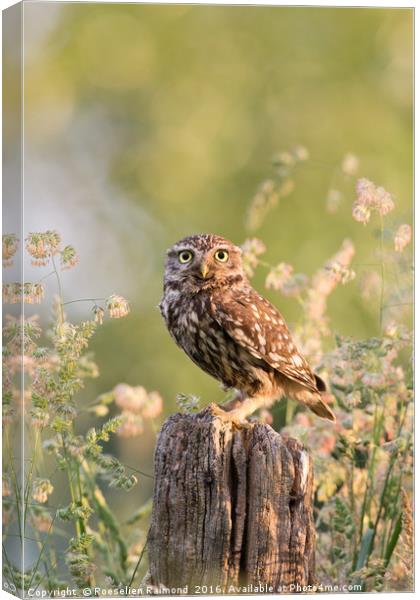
[286,375,336,422]
[308,394,336,422]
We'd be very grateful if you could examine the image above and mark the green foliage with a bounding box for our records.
[176,392,201,414]
[2,232,147,593]
[333,498,356,540]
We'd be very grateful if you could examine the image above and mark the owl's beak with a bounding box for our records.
[199,262,210,279]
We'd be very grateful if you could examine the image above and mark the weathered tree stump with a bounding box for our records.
[148,404,316,593]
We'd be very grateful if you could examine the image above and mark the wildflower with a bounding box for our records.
[77,355,99,379]
[2,234,18,267]
[318,432,336,456]
[394,224,411,252]
[30,511,53,533]
[281,274,307,298]
[56,404,77,423]
[176,393,200,413]
[353,178,394,224]
[2,282,44,305]
[90,404,109,417]
[340,267,356,285]
[114,384,147,413]
[356,177,376,201]
[381,437,406,455]
[348,391,362,408]
[326,189,342,214]
[245,180,278,230]
[352,201,371,224]
[106,294,130,319]
[54,321,96,359]
[25,231,61,266]
[142,391,163,419]
[26,234,49,265]
[67,438,85,460]
[32,346,51,363]
[341,153,359,176]
[352,558,387,586]
[375,185,395,216]
[317,246,355,302]
[116,412,144,438]
[92,305,105,325]
[66,538,96,586]
[44,230,61,251]
[110,472,138,491]
[241,238,266,277]
[32,478,54,504]
[327,263,356,285]
[23,283,44,304]
[60,245,79,270]
[265,262,294,291]
[362,372,386,388]
[3,283,22,304]
[31,409,50,429]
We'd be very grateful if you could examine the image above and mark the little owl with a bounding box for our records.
[159,233,335,423]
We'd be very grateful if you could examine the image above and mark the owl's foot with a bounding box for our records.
[221,390,246,412]
[213,397,267,425]
[211,404,250,426]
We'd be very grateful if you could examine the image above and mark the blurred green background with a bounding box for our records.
[21,4,412,511]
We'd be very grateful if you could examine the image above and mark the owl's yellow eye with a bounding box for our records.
[178,250,193,264]
[215,249,229,263]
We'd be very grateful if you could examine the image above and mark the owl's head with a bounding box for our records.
[164,234,245,291]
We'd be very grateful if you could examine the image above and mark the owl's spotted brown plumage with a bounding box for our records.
[159,233,335,422]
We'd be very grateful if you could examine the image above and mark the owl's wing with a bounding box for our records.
[210,287,319,393]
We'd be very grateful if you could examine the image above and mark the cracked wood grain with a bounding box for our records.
[148,404,316,591]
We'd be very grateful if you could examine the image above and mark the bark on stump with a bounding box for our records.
[148,404,316,592]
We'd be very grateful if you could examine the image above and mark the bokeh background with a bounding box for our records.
[19,4,412,522]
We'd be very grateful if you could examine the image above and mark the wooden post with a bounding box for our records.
[147,404,316,593]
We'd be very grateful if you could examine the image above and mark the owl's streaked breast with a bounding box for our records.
[160,287,269,394]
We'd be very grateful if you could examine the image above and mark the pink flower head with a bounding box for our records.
[117,412,144,438]
[394,224,411,252]
[353,178,394,224]
[352,201,371,224]
[142,391,163,419]
[265,262,294,291]
[241,238,266,277]
[106,294,130,318]
[114,384,147,413]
